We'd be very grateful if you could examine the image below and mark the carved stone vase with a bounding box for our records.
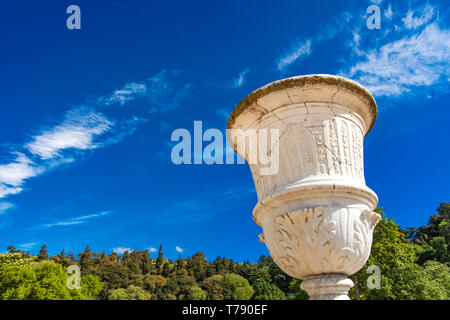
[227,75,380,300]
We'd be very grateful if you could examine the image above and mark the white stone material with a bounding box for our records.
[227,74,380,300]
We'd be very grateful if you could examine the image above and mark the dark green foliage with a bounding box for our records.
[407,203,450,244]
[406,203,450,265]
[202,275,224,300]
[288,279,309,300]
[221,273,254,300]
[252,280,286,300]
[36,245,48,262]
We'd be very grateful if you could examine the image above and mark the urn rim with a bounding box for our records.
[227,74,377,144]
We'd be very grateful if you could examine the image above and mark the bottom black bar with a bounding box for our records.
[1,300,448,318]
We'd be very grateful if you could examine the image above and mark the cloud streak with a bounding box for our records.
[35,210,112,229]
[402,4,435,30]
[277,39,311,72]
[97,82,147,106]
[26,107,113,160]
[230,68,250,88]
[0,153,43,188]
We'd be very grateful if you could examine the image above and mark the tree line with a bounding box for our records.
[0,203,448,300]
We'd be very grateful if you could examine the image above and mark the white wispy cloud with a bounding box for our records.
[230,68,250,88]
[0,185,22,199]
[113,247,133,254]
[26,107,113,160]
[145,70,192,113]
[175,246,183,253]
[344,23,450,97]
[277,39,311,71]
[17,242,37,250]
[35,210,112,229]
[0,153,43,187]
[94,71,191,112]
[384,4,393,20]
[97,82,147,106]
[0,109,113,200]
[402,4,435,29]
[148,247,157,253]
[274,10,355,73]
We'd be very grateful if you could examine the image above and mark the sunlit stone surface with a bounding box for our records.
[227,74,380,300]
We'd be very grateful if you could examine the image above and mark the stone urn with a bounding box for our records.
[227,75,380,300]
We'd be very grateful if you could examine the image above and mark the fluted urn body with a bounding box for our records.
[227,75,381,300]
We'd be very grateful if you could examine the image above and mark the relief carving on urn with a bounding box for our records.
[227,75,381,300]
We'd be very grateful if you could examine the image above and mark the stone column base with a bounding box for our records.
[300,274,354,300]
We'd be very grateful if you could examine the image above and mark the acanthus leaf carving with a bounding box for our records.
[270,207,381,278]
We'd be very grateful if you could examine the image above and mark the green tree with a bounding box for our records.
[252,280,286,300]
[415,236,449,265]
[36,245,48,261]
[351,209,448,300]
[0,262,76,300]
[248,266,271,284]
[0,252,33,266]
[79,274,104,300]
[188,286,207,300]
[423,260,450,298]
[107,288,128,300]
[221,273,254,300]
[143,274,167,298]
[407,203,450,244]
[78,246,94,273]
[202,275,224,300]
[164,269,196,299]
[187,252,208,282]
[155,245,164,272]
[288,279,308,300]
[108,285,151,300]
[50,248,72,267]
[7,245,22,254]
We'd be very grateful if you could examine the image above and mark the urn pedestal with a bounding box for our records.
[227,75,380,300]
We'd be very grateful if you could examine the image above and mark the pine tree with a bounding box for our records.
[37,245,49,261]
[78,245,94,272]
[7,245,18,253]
[68,251,76,262]
[156,245,164,271]
[57,248,66,259]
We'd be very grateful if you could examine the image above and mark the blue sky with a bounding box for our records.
[0,0,449,262]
